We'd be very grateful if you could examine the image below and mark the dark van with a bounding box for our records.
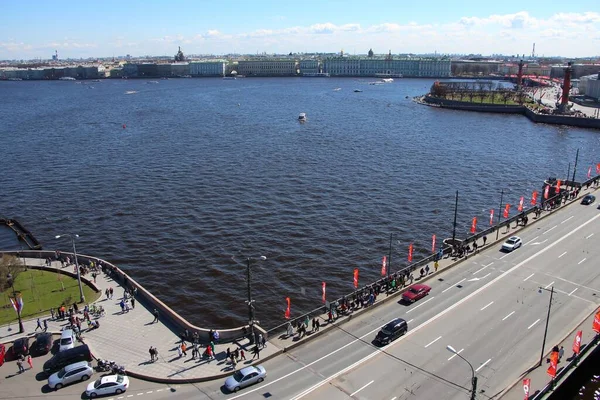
[375,318,408,346]
[43,344,92,374]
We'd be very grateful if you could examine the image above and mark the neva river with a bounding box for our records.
[1,77,599,330]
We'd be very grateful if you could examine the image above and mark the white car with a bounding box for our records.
[86,374,129,397]
[48,361,93,390]
[502,236,522,252]
[59,329,75,352]
[224,365,267,392]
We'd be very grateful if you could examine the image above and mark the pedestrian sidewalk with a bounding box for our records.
[0,258,280,383]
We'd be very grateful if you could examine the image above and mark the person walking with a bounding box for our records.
[261,335,266,348]
[210,341,215,357]
[181,342,187,357]
[149,346,154,362]
[251,345,260,360]
[240,349,246,361]
[311,318,316,333]
[315,319,320,332]
[16,357,25,373]
[27,355,33,370]
[257,333,264,348]
[177,344,182,358]
[286,321,294,338]
[35,318,42,331]
[226,347,231,361]
[152,308,159,323]
[131,298,135,309]
[119,300,125,313]
[559,345,565,362]
[43,319,48,332]
[434,261,439,272]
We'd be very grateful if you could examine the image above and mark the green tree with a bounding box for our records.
[0,255,24,292]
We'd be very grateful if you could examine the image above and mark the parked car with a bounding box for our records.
[43,344,92,374]
[86,374,129,397]
[33,332,53,355]
[581,194,596,205]
[59,329,75,352]
[48,361,93,390]
[502,236,522,252]
[0,343,5,366]
[375,318,408,346]
[11,337,30,358]
[402,284,431,303]
[224,365,267,392]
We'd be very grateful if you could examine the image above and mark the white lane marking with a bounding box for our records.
[407,319,414,324]
[528,319,541,329]
[350,380,374,396]
[480,301,494,311]
[406,297,435,314]
[545,281,555,289]
[558,252,567,258]
[263,213,600,400]
[578,258,587,265]
[127,396,133,399]
[484,262,494,268]
[448,348,464,361]
[502,311,515,321]
[480,273,491,280]
[569,288,578,296]
[442,278,466,293]
[475,358,492,372]
[391,398,397,400]
[525,236,540,245]
[146,391,153,394]
[561,216,574,224]
[543,225,558,234]
[499,253,510,259]
[523,273,535,282]
[424,336,442,348]
[586,233,594,239]
[473,265,488,275]
[137,394,144,397]
[156,389,164,392]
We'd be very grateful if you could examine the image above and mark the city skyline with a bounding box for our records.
[1,0,599,60]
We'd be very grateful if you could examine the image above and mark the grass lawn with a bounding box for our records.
[0,269,99,326]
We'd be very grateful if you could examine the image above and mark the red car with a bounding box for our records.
[0,343,5,366]
[402,284,431,303]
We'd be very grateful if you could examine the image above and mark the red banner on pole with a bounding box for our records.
[353,268,359,289]
[523,378,531,400]
[381,256,387,277]
[596,163,600,174]
[555,179,561,193]
[503,204,511,218]
[431,235,436,253]
[489,209,494,225]
[531,191,538,205]
[470,217,477,234]
[588,166,592,179]
[518,196,524,212]
[544,185,550,199]
[593,310,600,333]
[408,243,413,263]
[322,282,326,303]
[573,330,582,355]
[547,351,558,378]
[284,297,291,319]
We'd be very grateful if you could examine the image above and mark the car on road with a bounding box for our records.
[86,374,129,397]
[43,344,93,374]
[375,318,408,345]
[224,365,267,392]
[402,284,431,303]
[59,329,75,352]
[33,332,53,355]
[11,337,30,358]
[48,361,93,390]
[581,194,596,205]
[502,236,522,252]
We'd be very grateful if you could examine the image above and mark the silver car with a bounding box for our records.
[48,361,93,390]
[224,365,267,392]
[502,236,522,252]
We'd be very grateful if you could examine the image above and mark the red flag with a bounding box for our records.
[588,166,592,179]
[593,310,600,333]
[489,209,494,225]
[544,185,550,199]
[503,204,511,218]
[381,256,387,276]
[531,190,538,205]
[470,217,477,234]
[555,179,561,193]
[431,234,436,253]
[573,330,582,355]
[408,243,413,263]
[353,268,359,289]
[597,163,600,174]
[523,378,531,400]
[284,297,291,319]
[321,282,326,303]
[547,351,558,378]
[518,196,524,212]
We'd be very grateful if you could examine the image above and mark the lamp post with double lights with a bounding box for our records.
[55,234,85,303]
[446,345,477,400]
[246,255,267,344]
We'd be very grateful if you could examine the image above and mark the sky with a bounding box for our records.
[1,0,599,60]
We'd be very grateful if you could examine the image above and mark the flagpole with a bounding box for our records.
[538,286,554,367]
[496,189,504,240]
[388,233,392,277]
[571,148,579,188]
[451,191,458,244]
[566,162,571,192]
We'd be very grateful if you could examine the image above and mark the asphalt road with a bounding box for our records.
[2,197,598,400]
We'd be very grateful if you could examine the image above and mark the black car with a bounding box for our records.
[33,332,53,355]
[374,318,408,346]
[43,344,92,374]
[11,337,30,357]
[581,194,596,205]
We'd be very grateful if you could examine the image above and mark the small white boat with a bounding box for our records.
[146,81,159,84]
[125,90,138,95]
[382,78,394,83]
[333,87,341,91]
[59,77,76,81]
[354,89,363,93]
[298,113,307,121]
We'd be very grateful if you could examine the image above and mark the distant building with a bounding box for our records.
[551,64,600,79]
[189,61,226,77]
[236,60,298,76]
[323,57,450,77]
[579,74,600,100]
[299,59,319,74]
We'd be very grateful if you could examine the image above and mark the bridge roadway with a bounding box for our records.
[159,196,600,400]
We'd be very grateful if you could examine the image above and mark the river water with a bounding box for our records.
[1,77,599,331]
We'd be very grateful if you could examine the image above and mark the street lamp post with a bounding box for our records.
[447,345,477,400]
[55,234,85,303]
[538,286,555,367]
[495,189,505,240]
[451,190,459,245]
[246,255,266,344]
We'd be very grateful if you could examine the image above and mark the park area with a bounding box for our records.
[0,255,98,326]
